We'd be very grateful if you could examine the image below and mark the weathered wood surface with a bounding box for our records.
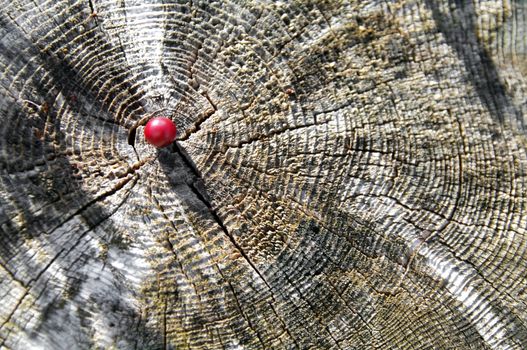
[1,0,527,349]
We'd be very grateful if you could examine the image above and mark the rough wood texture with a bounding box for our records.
[1,0,527,349]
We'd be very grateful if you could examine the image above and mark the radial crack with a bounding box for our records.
[170,143,274,294]
[178,91,218,141]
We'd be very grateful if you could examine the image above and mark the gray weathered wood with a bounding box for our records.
[1,0,527,349]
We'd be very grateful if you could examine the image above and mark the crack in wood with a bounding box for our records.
[184,181,275,294]
[2,1,527,348]
[220,274,266,348]
[46,174,138,237]
[225,121,320,149]
[87,0,95,14]
[178,91,218,141]
[0,175,138,333]
[169,143,276,299]
[162,296,168,350]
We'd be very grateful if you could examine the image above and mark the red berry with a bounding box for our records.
[144,117,177,148]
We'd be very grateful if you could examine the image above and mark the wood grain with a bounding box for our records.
[1,0,526,349]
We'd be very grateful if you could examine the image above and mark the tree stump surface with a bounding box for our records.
[1,1,527,349]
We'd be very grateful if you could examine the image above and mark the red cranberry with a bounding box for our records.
[144,117,177,148]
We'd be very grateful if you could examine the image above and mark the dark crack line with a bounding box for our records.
[87,0,100,26]
[0,175,138,332]
[214,263,267,349]
[127,110,167,153]
[0,172,139,290]
[46,170,141,237]
[185,180,275,294]
[87,0,95,14]
[35,175,138,285]
[216,158,419,296]
[225,121,319,149]
[171,142,202,177]
[178,91,218,142]
[282,270,343,350]
[128,114,152,147]
[163,296,168,350]
[0,260,25,289]
[146,184,214,350]
[170,144,275,297]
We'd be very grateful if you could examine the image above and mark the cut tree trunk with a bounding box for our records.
[1,1,527,349]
